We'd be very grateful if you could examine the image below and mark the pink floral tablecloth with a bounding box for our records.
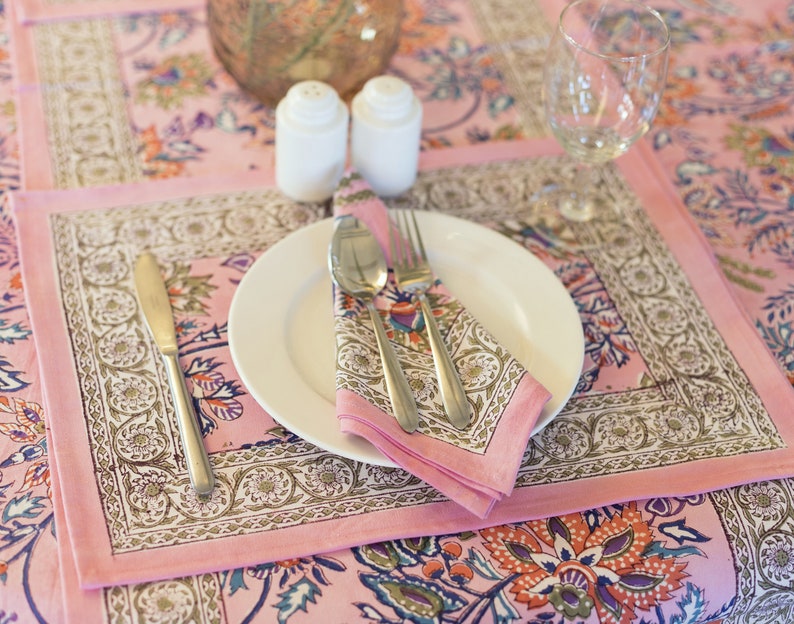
[2,0,794,623]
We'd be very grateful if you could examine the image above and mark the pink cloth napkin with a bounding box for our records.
[332,171,551,517]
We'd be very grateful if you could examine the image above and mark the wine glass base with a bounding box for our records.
[528,184,596,254]
[559,192,595,222]
[531,184,596,223]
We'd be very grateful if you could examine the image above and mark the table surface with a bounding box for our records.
[1,0,793,622]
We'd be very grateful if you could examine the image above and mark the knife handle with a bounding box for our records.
[162,353,215,495]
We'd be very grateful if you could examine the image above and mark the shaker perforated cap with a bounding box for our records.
[284,80,340,126]
[360,76,413,121]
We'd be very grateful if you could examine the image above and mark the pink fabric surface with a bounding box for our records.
[15,0,203,23]
[331,171,552,517]
[11,138,794,594]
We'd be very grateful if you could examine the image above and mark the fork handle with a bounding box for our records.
[366,302,419,433]
[418,294,471,429]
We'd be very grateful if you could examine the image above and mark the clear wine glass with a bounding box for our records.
[541,0,670,222]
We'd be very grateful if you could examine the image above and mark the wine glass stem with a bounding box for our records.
[561,162,596,222]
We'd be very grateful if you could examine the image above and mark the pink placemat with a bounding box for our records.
[12,139,794,590]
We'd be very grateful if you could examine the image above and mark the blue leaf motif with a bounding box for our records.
[160,26,188,49]
[216,108,239,133]
[0,356,29,392]
[226,568,248,595]
[314,555,346,573]
[274,577,321,624]
[0,321,31,343]
[465,547,502,581]
[676,161,717,184]
[2,492,46,522]
[488,94,514,117]
[659,519,711,545]
[448,36,471,60]
[354,602,388,621]
[644,540,703,559]
[670,582,707,624]
[490,588,520,624]
[654,130,672,150]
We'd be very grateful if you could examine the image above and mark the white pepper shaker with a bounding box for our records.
[275,80,349,203]
[351,76,422,197]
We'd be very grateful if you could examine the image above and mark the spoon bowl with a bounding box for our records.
[329,215,389,302]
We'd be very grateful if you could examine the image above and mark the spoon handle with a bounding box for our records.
[366,302,419,433]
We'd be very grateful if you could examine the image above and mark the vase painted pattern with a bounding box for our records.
[207,0,404,105]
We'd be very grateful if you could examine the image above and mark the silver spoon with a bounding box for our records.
[329,215,419,433]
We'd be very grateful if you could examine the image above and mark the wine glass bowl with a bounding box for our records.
[542,0,670,221]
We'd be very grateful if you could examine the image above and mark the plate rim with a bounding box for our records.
[228,211,584,466]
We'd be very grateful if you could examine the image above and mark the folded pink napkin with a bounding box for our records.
[332,171,551,517]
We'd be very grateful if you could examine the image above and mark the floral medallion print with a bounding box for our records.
[134,580,197,624]
[115,421,169,462]
[481,506,689,623]
[344,501,720,624]
[239,465,295,508]
[96,325,148,368]
[299,455,357,499]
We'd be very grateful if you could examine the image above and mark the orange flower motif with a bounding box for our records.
[398,0,447,55]
[138,125,185,180]
[275,558,302,569]
[481,504,688,623]
[655,57,700,129]
[159,12,182,27]
[9,272,22,291]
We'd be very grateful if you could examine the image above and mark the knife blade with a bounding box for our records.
[134,252,215,495]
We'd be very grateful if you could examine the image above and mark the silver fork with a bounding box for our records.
[389,210,471,429]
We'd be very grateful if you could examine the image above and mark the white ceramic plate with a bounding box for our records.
[228,212,584,467]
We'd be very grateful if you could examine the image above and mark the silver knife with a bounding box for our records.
[134,252,215,496]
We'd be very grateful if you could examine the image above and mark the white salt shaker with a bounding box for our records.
[275,80,349,203]
[351,76,422,197]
